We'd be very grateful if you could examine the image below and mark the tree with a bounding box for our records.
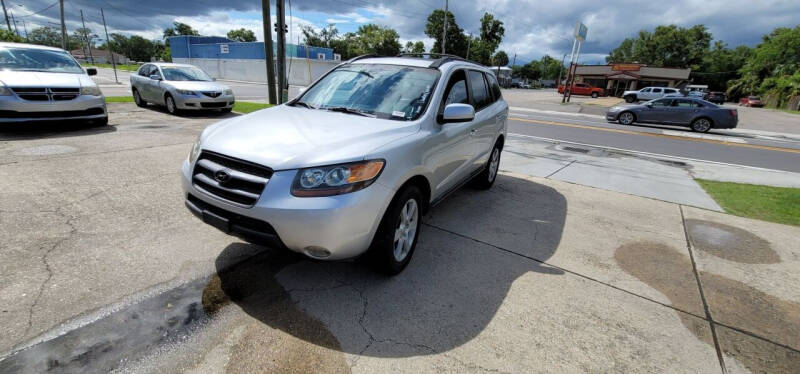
[605,24,711,69]
[479,13,504,52]
[27,26,61,47]
[302,24,340,48]
[425,9,468,57]
[163,21,199,47]
[0,29,22,43]
[492,50,509,66]
[350,24,401,56]
[403,41,425,54]
[73,27,98,49]
[606,38,634,63]
[728,26,800,103]
[693,41,750,91]
[227,28,256,42]
[127,35,157,62]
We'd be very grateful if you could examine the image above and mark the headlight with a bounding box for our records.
[80,85,102,96]
[177,89,196,96]
[224,88,233,95]
[292,160,385,197]
[188,137,201,163]
[0,83,10,96]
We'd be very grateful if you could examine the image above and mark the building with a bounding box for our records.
[71,49,130,64]
[168,36,340,86]
[489,66,512,87]
[573,63,691,97]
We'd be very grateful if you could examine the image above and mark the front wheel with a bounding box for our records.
[618,111,635,125]
[165,94,179,115]
[367,185,423,275]
[473,141,502,189]
[591,92,599,98]
[133,89,146,107]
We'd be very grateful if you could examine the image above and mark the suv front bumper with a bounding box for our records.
[181,159,393,260]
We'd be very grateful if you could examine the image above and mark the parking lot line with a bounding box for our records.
[509,117,800,154]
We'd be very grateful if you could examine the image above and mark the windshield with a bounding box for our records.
[296,63,440,121]
[0,47,83,74]
[749,96,761,100]
[161,66,213,82]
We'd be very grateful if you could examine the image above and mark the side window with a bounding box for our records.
[138,64,151,77]
[467,70,490,110]
[666,88,678,94]
[439,70,469,115]
[151,66,162,79]
[641,88,651,93]
[486,73,502,102]
[672,99,692,107]
[652,88,663,94]
[651,98,672,107]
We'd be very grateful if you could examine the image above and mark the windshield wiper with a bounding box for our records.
[323,106,376,118]
[292,101,317,109]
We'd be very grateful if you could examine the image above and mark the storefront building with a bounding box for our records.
[573,63,691,97]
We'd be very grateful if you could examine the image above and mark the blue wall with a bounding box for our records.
[169,36,334,60]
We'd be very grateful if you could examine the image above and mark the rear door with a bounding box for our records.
[649,87,664,100]
[466,70,496,170]
[669,98,696,124]
[474,72,505,165]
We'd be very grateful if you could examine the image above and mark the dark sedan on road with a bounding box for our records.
[606,97,738,133]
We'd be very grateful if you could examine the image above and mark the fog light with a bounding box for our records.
[304,246,331,259]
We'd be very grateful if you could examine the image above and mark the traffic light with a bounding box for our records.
[273,23,288,33]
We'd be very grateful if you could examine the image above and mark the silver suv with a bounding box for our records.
[0,42,107,125]
[130,63,234,115]
[182,55,508,274]
[623,86,681,103]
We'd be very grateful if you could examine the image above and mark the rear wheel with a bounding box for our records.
[367,185,423,275]
[691,118,712,133]
[165,94,179,115]
[591,92,599,98]
[473,141,502,189]
[132,88,146,107]
[618,111,635,125]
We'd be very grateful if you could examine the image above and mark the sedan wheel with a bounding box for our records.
[133,89,146,107]
[618,112,635,125]
[691,118,712,133]
[165,95,178,115]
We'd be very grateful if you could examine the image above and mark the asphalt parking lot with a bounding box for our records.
[1,104,799,373]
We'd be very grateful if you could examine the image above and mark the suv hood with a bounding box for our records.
[166,80,228,92]
[623,90,640,96]
[200,105,419,170]
[0,71,94,88]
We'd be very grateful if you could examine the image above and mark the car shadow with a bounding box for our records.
[208,173,567,357]
[138,104,239,119]
[0,120,117,141]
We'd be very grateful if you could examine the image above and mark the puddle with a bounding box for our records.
[685,219,779,264]
[12,145,78,156]
[0,246,347,373]
[616,242,800,372]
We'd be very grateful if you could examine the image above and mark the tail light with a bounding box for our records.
[729,109,738,117]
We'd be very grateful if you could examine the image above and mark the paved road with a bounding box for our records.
[508,109,800,173]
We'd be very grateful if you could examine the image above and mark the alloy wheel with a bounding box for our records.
[488,147,500,182]
[619,112,634,125]
[393,198,419,262]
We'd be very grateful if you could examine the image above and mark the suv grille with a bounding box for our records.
[11,87,80,101]
[192,151,272,206]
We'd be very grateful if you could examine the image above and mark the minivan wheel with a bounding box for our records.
[473,141,502,189]
[618,111,635,125]
[367,185,423,275]
[133,89,146,107]
[625,95,635,103]
[165,94,179,115]
[691,118,712,133]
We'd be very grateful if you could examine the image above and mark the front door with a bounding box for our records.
[638,98,673,122]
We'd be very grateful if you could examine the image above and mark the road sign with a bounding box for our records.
[574,22,588,42]
[220,44,229,54]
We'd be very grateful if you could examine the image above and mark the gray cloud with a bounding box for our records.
[12,0,800,63]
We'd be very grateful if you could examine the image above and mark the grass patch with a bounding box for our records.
[697,179,800,226]
[777,108,800,116]
[233,102,273,114]
[82,62,140,72]
[105,96,134,103]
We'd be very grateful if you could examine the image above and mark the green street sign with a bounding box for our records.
[574,22,588,42]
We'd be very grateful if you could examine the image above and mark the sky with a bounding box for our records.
[8,0,800,65]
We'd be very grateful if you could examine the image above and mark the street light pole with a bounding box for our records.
[261,0,277,105]
[80,10,95,64]
[59,0,67,50]
[441,0,448,54]
[0,0,10,32]
[100,9,118,84]
[556,53,567,88]
[276,0,286,103]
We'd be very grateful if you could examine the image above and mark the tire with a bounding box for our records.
[367,185,423,275]
[591,92,599,98]
[132,88,146,107]
[624,95,636,103]
[618,111,635,125]
[690,117,712,133]
[165,94,179,115]
[473,141,502,189]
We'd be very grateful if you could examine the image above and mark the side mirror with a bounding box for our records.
[86,68,97,76]
[440,103,475,123]
[149,75,162,81]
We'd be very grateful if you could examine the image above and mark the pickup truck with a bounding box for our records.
[558,83,604,98]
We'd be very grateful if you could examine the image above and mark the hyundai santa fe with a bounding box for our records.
[182,55,508,274]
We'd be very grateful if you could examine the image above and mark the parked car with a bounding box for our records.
[0,42,107,125]
[622,87,681,103]
[706,91,726,105]
[739,96,764,107]
[606,97,738,133]
[687,90,706,99]
[130,63,234,115]
[557,82,605,98]
[182,55,508,274]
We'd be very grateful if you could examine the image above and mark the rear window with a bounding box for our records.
[486,73,502,101]
[467,70,491,110]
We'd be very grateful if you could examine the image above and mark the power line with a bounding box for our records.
[12,0,58,19]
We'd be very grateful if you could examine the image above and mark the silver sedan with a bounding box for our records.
[130,63,234,115]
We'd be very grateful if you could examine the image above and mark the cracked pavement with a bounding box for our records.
[2,103,800,373]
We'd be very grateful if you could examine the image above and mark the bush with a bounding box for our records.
[0,30,23,43]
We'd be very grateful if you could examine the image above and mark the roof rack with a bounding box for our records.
[396,53,475,68]
[347,54,379,63]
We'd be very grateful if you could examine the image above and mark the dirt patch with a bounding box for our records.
[207,250,349,373]
[685,219,779,264]
[616,242,800,372]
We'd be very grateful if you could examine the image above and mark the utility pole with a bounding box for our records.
[261,0,277,105]
[1,0,10,32]
[59,0,67,50]
[465,32,471,60]
[441,0,448,54]
[9,11,16,36]
[276,0,286,103]
[80,10,94,64]
[556,53,567,89]
[20,19,28,42]
[100,9,118,83]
